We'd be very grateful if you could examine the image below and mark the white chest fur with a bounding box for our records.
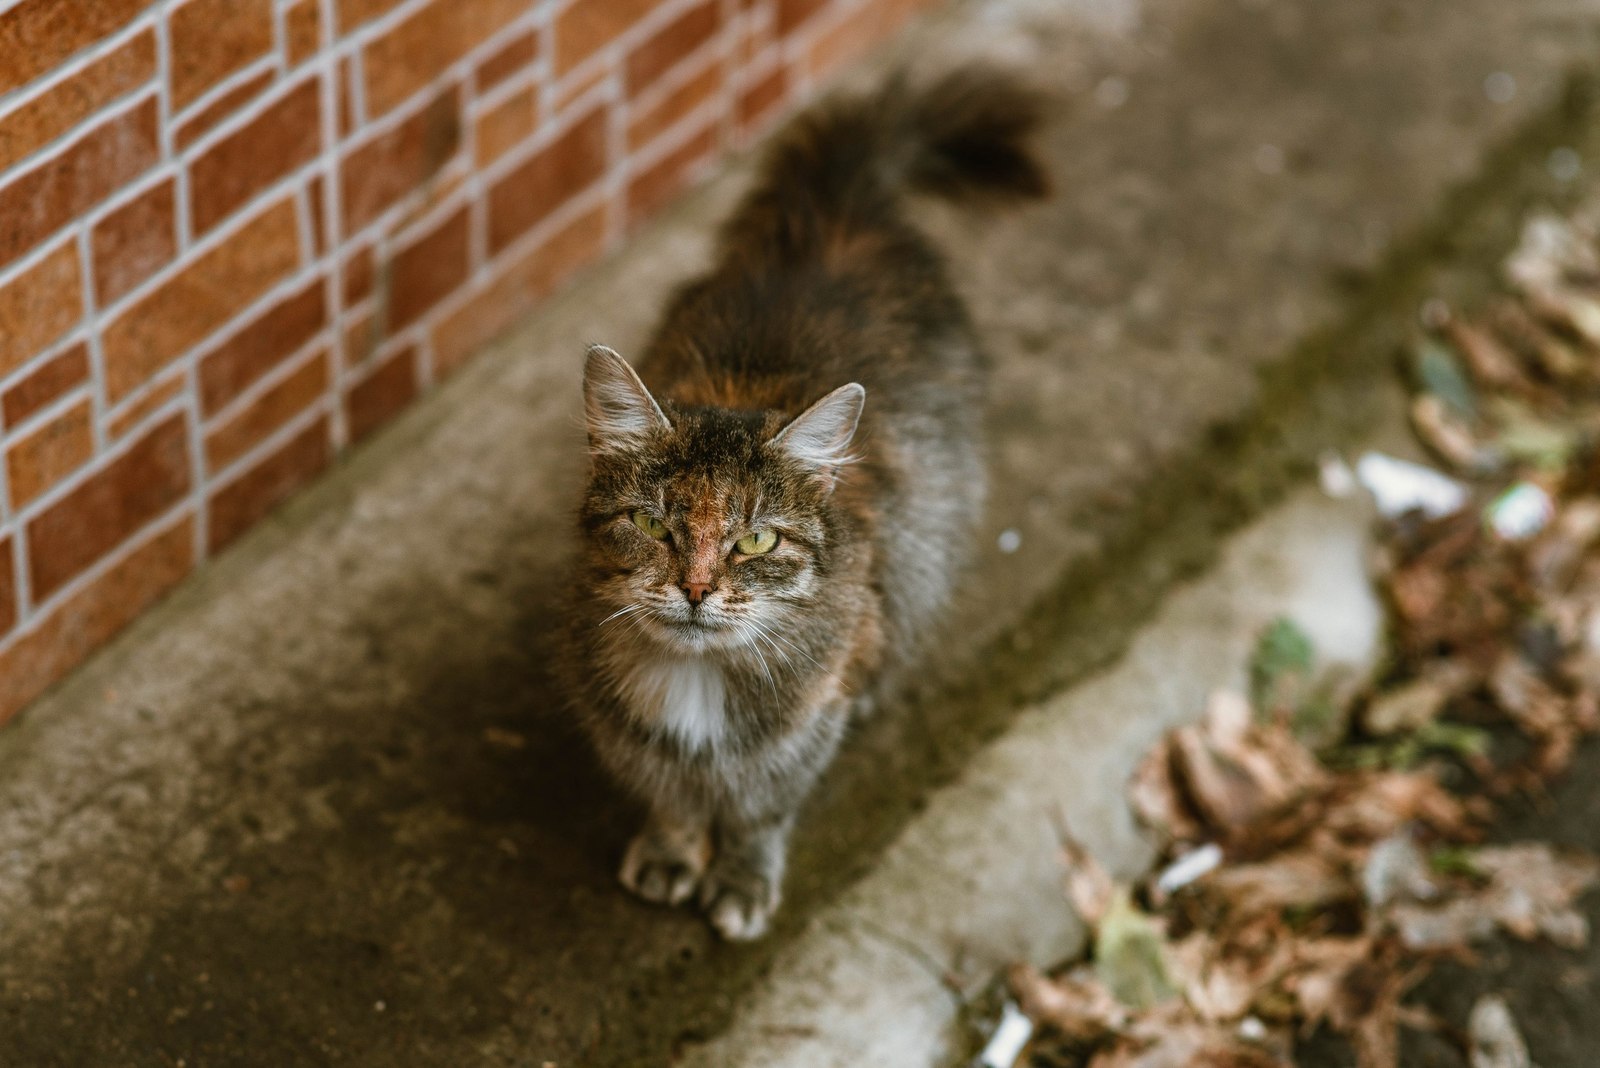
[616,656,728,752]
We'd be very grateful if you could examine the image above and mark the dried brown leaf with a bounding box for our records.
[1203,847,1351,914]
[1361,677,1452,737]
[1445,319,1532,393]
[1411,395,1490,472]
[1129,737,1205,843]
[1059,828,1117,929]
[1009,962,1128,1042]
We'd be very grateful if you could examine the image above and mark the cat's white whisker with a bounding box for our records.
[597,603,646,628]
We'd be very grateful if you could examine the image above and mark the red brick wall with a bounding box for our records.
[0,0,927,724]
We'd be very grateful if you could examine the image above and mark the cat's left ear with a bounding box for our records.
[771,383,865,489]
[583,344,670,454]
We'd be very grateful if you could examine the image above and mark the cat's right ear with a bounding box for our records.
[583,344,670,453]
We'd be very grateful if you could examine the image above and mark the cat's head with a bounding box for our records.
[577,345,864,654]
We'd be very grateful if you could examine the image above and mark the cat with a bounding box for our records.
[562,68,1049,940]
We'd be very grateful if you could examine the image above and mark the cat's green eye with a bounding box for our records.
[735,529,779,555]
[631,511,670,540]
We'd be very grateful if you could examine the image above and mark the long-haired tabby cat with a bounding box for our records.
[563,68,1048,940]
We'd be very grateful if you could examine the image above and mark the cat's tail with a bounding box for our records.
[724,66,1050,255]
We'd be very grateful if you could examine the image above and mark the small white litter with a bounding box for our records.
[1155,843,1224,896]
[1355,452,1468,520]
[976,1000,1035,1068]
[1318,452,1357,498]
[1487,481,1554,541]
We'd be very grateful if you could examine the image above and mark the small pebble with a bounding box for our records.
[997,528,1022,554]
[1549,146,1583,183]
[375,1000,386,1013]
[1253,143,1286,175]
[1094,76,1130,109]
[1484,71,1517,104]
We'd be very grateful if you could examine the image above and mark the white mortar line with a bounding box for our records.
[95,169,323,324]
[0,89,165,291]
[167,54,279,142]
[0,383,98,452]
[200,331,332,436]
[73,225,110,458]
[203,390,331,493]
[10,493,197,627]
[315,0,350,450]
[0,10,162,117]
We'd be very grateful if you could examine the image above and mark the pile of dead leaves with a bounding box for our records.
[995,205,1600,1068]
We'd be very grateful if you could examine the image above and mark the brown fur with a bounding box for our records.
[560,68,1049,939]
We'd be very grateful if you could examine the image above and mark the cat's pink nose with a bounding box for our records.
[681,582,713,605]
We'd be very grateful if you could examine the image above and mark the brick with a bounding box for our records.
[341,85,461,235]
[7,399,94,507]
[103,197,301,401]
[198,277,327,414]
[91,178,176,305]
[205,349,329,471]
[344,309,378,366]
[27,414,191,601]
[0,537,13,639]
[0,0,152,96]
[173,67,274,150]
[390,207,470,330]
[434,202,605,375]
[286,0,323,65]
[345,346,417,442]
[106,369,186,441]
[3,343,89,427]
[738,62,787,135]
[207,415,330,552]
[775,0,826,34]
[0,98,160,271]
[0,515,194,726]
[336,0,405,33]
[0,241,83,378]
[169,0,275,108]
[344,245,376,306]
[487,104,607,254]
[554,0,657,76]
[363,0,524,117]
[0,29,156,172]
[627,0,720,93]
[630,58,721,151]
[475,84,538,167]
[190,76,322,236]
[476,29,538,94]
[627,119,717,225]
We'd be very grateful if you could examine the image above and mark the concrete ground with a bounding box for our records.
[3,0,1600,1064]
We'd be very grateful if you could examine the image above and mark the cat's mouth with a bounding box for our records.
[649,612,748,651]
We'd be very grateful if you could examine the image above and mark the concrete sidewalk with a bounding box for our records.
[3,0,1599,1064]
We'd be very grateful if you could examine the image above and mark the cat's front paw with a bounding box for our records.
[697,865,780,941]
[619,825,709,907]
